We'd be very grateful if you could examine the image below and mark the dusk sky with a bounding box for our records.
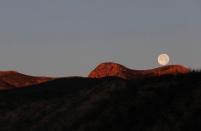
[0,0,201,76]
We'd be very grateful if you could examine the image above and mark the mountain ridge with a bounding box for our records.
[89,62,190,79]
[0,71,53,90]
[0,63,190,90]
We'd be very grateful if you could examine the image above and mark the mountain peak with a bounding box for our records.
[89,62,190,79]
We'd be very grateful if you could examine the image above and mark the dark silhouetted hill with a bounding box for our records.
[0,71,201,131]
[89,62,190,79]
[0,71,53,90]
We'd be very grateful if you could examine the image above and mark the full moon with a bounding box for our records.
[158,54,170,66]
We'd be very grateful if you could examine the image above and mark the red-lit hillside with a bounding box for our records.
[89,62,190,79]
[0,71,53,90]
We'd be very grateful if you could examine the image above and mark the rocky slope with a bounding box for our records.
[0,71,53,90]
[89,62,190,79]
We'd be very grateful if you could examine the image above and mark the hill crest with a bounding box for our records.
[0,71,53,90]
[89,62,190,79]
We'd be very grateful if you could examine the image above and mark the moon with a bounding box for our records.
[158,54,170,66]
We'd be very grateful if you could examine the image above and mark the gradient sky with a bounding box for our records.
[0,0,201,77]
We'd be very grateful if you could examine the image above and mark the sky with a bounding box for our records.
[0,0,201,77]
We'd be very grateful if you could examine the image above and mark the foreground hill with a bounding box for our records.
[0,71,53,90]
[89,62,190,79]
[0,71,201,131]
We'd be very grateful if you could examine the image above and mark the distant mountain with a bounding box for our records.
[0,63,190,90]
[89,62,190,79]
[0,71,201,131]
[0,71,53,90]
